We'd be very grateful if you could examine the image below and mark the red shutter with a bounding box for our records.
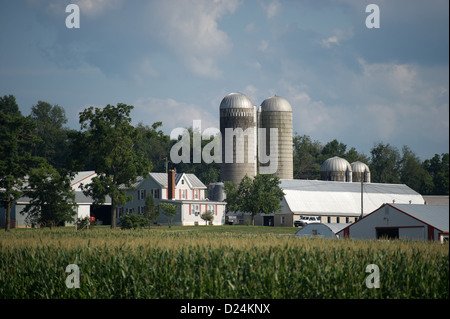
[215,205,217,216]
[189,204,191,215]
[166,189,168,199]
[144,189,146,199]
[179,189,181,199]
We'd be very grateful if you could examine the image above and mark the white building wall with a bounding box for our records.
[339,205,429,240]
[77,205,91,220]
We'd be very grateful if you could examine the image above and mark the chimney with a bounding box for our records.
[168,169,175,200]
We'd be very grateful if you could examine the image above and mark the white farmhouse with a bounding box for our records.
[117,170,226,226]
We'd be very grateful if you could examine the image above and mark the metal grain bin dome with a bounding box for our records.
[258,95,293,179]
[260,95,292,112]
[320,156,352,182]
[351,161,371,183]
[220,92,254,109]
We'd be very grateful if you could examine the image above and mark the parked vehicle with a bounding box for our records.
[294,216,320,227]
[226,215,238,225]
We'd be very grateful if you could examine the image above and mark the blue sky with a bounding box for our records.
[1,0,448,160]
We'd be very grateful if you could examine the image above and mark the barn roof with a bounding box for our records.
[390,204,449,232]
[295,223,350,238]
[280,179,425,217]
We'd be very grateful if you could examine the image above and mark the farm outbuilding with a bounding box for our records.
[295,223,349,239]
[0,171,111,228]
[336,203,449,242]
[276,179,425,227]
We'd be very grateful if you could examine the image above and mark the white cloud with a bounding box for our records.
[320,36,339,48]
[44,0,123,17]
[260,0,281,19]
[130,58,159,86]
[146,0,241,78]
[133,97,218,133]
[258,40,269,52]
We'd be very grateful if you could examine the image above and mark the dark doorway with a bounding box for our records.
[376,228,399,239]
[263,216,274,227]
[91,205,111,225]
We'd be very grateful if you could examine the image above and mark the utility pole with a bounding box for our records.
[360,177,364,219]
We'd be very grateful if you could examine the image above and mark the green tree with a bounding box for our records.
[30,101,73,169]
[0,95,42,231]
[369,142,401,184]
[224,174,284,225]
[159,202,178,228]
[143,193,159,225]
[200,210,214,225]
[170,127,220,185]
[78,103,152,229]
[21,162,77,228]
[292,134,322,180]
[423,153,449,195]
[135,122,171,172]
[399,145,432,193]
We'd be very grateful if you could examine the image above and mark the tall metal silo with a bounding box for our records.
[258,95,293,179]
[220,92,257,184]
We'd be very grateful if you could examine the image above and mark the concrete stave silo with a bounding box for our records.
[258,95,293,179]
[220,92,257,185]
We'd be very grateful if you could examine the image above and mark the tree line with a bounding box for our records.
[1,95,448,230]
[292,133,448,195]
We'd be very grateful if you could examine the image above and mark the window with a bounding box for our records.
[194,189,199,200]
[140,190,145,201]
[182,189,186,199]
[327,217,331,223]
[192,204,200,216]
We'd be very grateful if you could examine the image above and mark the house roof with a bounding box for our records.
[149,172,206,189]
[280,179,425,217]
[119,172,207,190]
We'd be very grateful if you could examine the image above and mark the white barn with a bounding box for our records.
[336,203,449,242]
[261,179,425,227]
[117,170,226,226]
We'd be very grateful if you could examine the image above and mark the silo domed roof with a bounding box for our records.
[260,95,292,112]
[220,92,253,109]
[320,156,352,172]
[351,161,370,173]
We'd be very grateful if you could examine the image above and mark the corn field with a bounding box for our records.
[0,227,448,299]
